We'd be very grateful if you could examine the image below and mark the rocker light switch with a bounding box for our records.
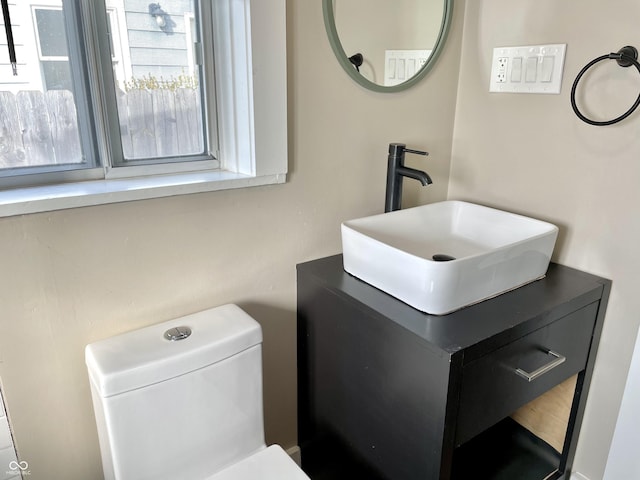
[384,49,432,86]
[525,57,538,83]
[490,44,566,94]
[511,57,523,82]
[541,56,555,82]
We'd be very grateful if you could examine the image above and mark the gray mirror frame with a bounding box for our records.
[322,0,454,92]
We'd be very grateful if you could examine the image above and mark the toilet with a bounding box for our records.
[85,304,310,480]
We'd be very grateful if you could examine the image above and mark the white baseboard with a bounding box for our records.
[571,473,590,480]
[286,445,302,467]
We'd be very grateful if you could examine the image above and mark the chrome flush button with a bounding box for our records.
[164,326,192,341]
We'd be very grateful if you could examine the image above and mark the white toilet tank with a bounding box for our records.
[85,304,267,480]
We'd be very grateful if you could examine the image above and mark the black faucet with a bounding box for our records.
[385,143,432,212]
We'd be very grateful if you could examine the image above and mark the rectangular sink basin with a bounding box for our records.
[341,201,558,315]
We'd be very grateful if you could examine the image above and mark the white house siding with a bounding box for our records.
[124,0,196,81]
[0,0,196,93]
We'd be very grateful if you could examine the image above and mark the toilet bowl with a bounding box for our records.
[207,445,307,480]
[85,304,310,480]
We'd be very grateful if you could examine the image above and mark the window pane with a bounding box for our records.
[42,61,73,90]
[108,0,206,162]
[0,3,85,173]
[35,8,68,58]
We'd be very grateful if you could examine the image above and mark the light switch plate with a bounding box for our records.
[385,50,432,86]
[489,44,566,94]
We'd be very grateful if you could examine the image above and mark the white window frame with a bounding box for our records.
[184,12,197,78]
[105,4,132,90]
[0,0,287,217]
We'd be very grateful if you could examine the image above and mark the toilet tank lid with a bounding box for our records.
[85,304,262,397]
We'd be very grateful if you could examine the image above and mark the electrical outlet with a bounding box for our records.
[494,57,508,83]
[495,57,508,82]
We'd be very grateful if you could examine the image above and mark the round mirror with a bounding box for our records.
[323,0,454,92]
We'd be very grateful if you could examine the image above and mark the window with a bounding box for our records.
[107,0,209,165]
[1,0,211,177]
[0,0,287,215]
[33,7,72,91]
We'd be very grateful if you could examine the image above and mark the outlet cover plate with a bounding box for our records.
[489,44,567,94]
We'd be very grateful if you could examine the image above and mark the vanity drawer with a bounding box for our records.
[455,302,598,447]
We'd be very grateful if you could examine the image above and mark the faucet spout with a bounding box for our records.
[396,165,433,186]
[385,143,432,213]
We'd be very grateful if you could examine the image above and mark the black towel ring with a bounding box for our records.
[571,46,640,126]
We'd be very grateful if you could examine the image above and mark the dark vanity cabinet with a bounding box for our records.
[297,255,611,480]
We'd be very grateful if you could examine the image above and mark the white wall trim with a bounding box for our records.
[603,326,640,480]
[285,445,301,467]
[0,171,285,217]
[211,0,288,178]
[571,472,591,480]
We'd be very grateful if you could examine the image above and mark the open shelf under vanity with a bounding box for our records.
[452,417,561,480]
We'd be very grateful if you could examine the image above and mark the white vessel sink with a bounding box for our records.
[341,201,558,315]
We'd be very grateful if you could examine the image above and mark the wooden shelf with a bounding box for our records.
[452,417,561,480]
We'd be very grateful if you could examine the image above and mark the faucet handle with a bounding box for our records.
[388,143,429,160]
[403,148,429,156]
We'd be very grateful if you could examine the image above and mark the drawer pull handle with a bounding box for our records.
[515,350,566,382]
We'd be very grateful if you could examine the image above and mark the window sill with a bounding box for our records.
[0,170,286,218]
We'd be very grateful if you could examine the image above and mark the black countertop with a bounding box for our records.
[297,254,610,364]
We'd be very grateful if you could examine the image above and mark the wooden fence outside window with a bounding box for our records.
[0,88,203,170]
